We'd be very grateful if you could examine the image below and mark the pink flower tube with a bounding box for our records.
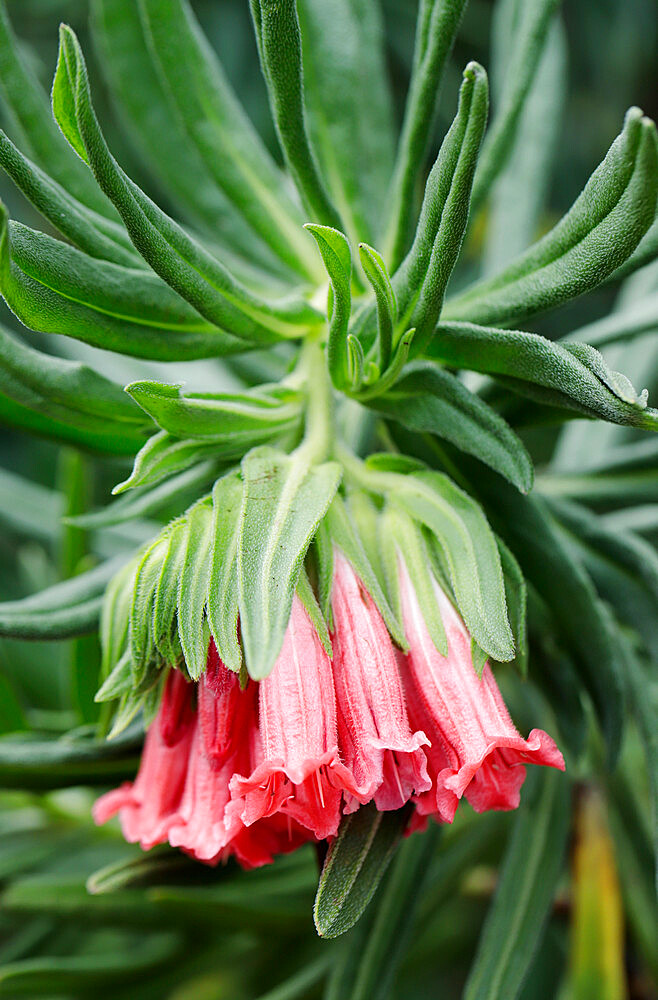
[94,551,565,867]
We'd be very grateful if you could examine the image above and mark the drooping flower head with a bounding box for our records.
[95,531,564,868]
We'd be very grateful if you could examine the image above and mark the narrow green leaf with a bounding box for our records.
[444,109,658,325]
[394,61,489,347]
[71,461,218,529]
[125,380,302,442]
[463,769,570,1000]
[238,447,341,679]
[477,472,625,761]
[0,210,249,361]
[0,1,112,214]
[114,432,223,494]
[0,130,139,267]
[152,518,188,667]
[252,0,342,229]
[314,802,411,938]
[366,361,533,492]
[482,13,566,273]
[0,727,141,790]
[130,536,168,677]
[137,0,318,279]
[380,504,448,656]
[496,538,528,675]
[384,0,469,267]
[177,499,213,680]
[305,225,352,390]
[296,567,332,659]
[470,0,562,213]
[207,472,244,674]
[427,321,658,431]
[349,825,440,1000]
[0,322,149,455]
[323,494,407,648]
[297,0,395,245]
[52,26,322,342]
[392,470,514,661]
[563,291,658,349]
[358,243,396,371]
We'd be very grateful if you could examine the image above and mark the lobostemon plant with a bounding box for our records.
[0,0,656,997]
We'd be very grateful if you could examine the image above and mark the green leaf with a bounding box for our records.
[314,802,411,938]
[296,0,395,245]
[0,323,149,455]
[463,769,570,1000]
[444,108,658,325]
[125,380,303,442]
[130,536,169,677]
[51,26,322,342]
[383,0,469,267]
[323,494,407,648]
[470,0,562,213]
[496,538,528,675]
[358,243,396,371]
[482,13,566,273]
[477,473,625,761]
[296,567,332,659]
[136,0,319,279]
[366,361,533,492]
[563,291,658,349]
[251,0,342,230]
[71,461,218,529]
[152,519,188,668]
[0,2,112,215]
[391,470,515,662]
[114,432,224,494]
[305,225,352,390]
[394,61,489,347]
[92,0,293,279]
[0,727,140,790]
[0,130,140,268]
[237,447,341,679]
[379,504,448,656]
[207,472,244,674]
[343,825,440,1000]
[0,211,249,361]
[0,932,182,993]
[427,321,658,430]
[177,499,213,680]
[0,557,125,640]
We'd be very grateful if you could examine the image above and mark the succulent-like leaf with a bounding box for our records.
[125,381,303,442]
[297,0,395,245]
[207,472,245,674]
[0,322,149,455]
[136,0,318,279]
[237,446,341,678]
[0,209,249,361]
[470,0,562,213]
[384,0,469,267]
[250,0,342,230]
[444,108,658,325]
[0,130,139,268]
[391,470,515,662]
[314,802,412,938]
[427,321,658,430]
[365,361,533,493]
[51,26,322,343]
[305,224,352,389]
[394,61,489,347]
[177,499,213,680]
[463,769,571,1000]
[113,433,223,494]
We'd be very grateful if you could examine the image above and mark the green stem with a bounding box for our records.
[295,336,334,463]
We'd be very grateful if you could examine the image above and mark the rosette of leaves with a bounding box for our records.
[0,0,656,997]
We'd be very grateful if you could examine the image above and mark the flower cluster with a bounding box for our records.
[94,552,564,867]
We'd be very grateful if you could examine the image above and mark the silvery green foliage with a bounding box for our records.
[0,0,656,996]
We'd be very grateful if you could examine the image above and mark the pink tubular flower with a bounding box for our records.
[397,560,565,823]
[95,550,565,868]
[330,551,430,813]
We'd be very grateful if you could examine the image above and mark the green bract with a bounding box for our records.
[0,0,656,994]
